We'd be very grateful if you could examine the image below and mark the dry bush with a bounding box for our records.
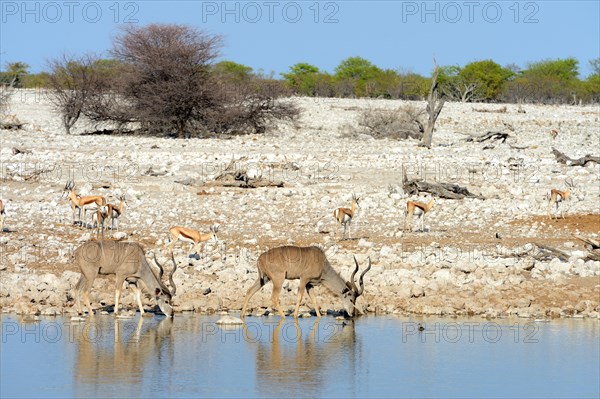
[207,79,298,134]
[52,24,298,137]
[354,104,425,140]
[110,24,222,137]
[47,54,108,134]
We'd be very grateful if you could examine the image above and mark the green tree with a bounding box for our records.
[21,72,51,88]
[334,57,383,97]
[437,65,478,102]
[374,69,401,98]
[581,59,600,102]
[590,58,600,76]
[399,73,430,100]
[521,58,580,103]
[213,60,253,82]
[459,60,513,101]
[282,62,321,95]
[0,62,30,87]
[525,58,579,81]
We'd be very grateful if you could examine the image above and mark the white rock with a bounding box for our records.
[216,315,244,325]
[358,239,374,248]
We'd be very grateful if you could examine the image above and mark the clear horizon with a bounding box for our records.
[1,1,599,77]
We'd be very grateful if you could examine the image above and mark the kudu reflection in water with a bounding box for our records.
[73,316,175,390]
[248,318,360,396]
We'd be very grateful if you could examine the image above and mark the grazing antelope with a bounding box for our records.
[62,180,107,226]
[333,194,360,240]
[0,199,5,232]
[404,197,436,232]
[241,245,371,319]
[91,207,109,237]
[107,195,127,231]
[73,240,177,317]
[167,224,219,256]
[547,178,575,219]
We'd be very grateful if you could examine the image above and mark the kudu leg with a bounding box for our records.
[271,279,286,318]
[81,283,95,316]
[241,278,264,317]
[114,275,127,315]
[306,284,321,317]
[130,283,145,316]
[74,275,86,315]
[293,279,309,318]
[78,266,98,316]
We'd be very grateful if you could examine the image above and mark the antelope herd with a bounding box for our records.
[0,175,580,319]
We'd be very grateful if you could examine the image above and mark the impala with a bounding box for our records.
[547,178,575,219]
[62,180,107,226]
[404,197,435,232]
[73,240,177,317]
[241,245,371,318]
[167,224,219,256]
[333,194,360,240]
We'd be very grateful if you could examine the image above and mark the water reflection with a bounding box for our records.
[1,315,597,398]
[250,318,360,397]
[72,316,174,396]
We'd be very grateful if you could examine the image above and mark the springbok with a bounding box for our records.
[547,178,575,219]
[91,207,109,238]
[167,224,219,257]
[241,245,371,318]
[0,199,5,232]
[107,195,127,231]
[62,180,107,226]
[404,197,435,232]
[333,194,360,240]
[73,240,177,317]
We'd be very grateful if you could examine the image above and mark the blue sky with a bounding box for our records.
[1,1,599,77]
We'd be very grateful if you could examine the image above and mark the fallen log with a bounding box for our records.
[573,234,600,262]
[210,178,284,189]
[212,158,284,189]
[12,147,31,155]
[402,168,484,199]
[574,234,600,249]
[532,243,570,262]
[466,131,510,143]
[552,148,600,166]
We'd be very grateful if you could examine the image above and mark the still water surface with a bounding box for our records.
[1,314,598,398]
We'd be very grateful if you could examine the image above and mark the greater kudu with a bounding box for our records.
[73,240,177,317]
[241,245,371,318]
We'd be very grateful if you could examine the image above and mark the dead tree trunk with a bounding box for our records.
[420,64,445,149]
[552,148,600,167]
[402,167,484,199]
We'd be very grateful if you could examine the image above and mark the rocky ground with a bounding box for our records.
[1,91,599,319]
